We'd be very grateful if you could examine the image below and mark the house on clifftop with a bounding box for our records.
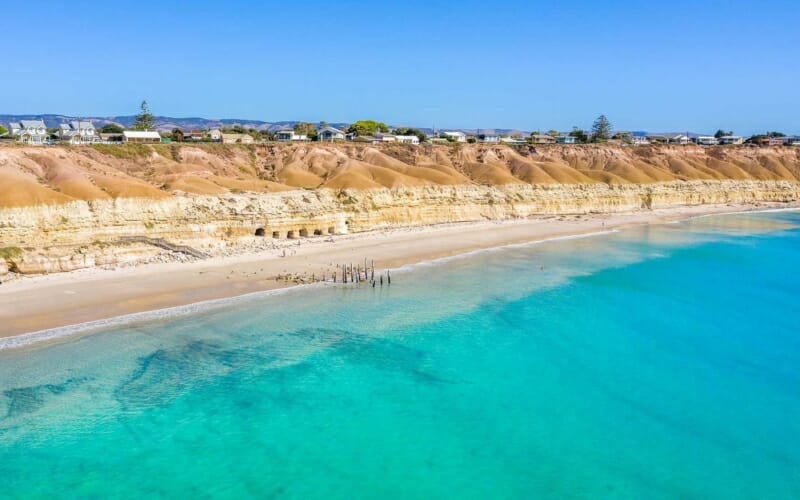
[318,126,345,142]
[221,133,254,144]
[531,134,556,144]
[442,131,467,143]
[555,135,577,144]
[58,121,98,144]
[9,120,48,144]
[718,135,744,145]
[275,128,309,141]
[123,130,161,144]
[476,130,500,144]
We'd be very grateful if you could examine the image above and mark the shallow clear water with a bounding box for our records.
[1,211,799,499]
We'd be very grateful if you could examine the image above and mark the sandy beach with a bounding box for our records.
[0,202,795,343]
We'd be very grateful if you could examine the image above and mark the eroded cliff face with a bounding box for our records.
[1,180,798,275]
[1,142,799,275]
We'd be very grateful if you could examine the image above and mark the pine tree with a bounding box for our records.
[133,100,155,131]
[591,115,611,142]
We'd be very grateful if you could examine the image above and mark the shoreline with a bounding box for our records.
[1,202,797,349]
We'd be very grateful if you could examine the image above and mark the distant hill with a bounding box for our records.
[0,114,528,136]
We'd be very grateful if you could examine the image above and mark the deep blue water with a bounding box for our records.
[1,211,799,498]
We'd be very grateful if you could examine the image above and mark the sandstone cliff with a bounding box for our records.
[1,143,799,275]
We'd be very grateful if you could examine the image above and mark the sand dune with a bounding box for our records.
[0,143,798,207]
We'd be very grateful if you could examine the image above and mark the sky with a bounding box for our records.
[2,0,799,134]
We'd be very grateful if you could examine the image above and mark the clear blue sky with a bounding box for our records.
[3,0,799,134]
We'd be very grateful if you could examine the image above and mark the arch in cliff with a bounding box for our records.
[287,230,296,239]
[328,227,335,235]
[299,228,309,237]
[313,229,323,236]
[254,228,265,237]
[272,231,280,239]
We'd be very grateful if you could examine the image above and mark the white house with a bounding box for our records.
[500,136,527,145]
[275,129,309,141]
[630,134,650,146]
[442,131,466,143]
[476,131,500,144]
[123,130,162,143]
[9,120,48,144]
[208,128,223,141]
[696,136,719,146]
[670,134,691,145]
[318,126,345,142]
[58,120,97,144]
[222,133,254,144]
[718,135,744,145]
[395,135,420,145]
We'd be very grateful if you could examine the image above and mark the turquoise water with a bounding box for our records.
[1,211,800,499]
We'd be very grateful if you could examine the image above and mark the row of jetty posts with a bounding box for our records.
[280,259,392,288]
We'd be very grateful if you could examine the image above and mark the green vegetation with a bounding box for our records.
[569,128,588,143]
[133,100,155,130]
[714,129,733,138]
[347,120,389,137]
[591,115,611,142]
[100,123,124,134]
[170,128,184,142]
[91,143,153,159]
[294,122,318,141]
[0,125,7,136]
[0,246,23,261]
[612,131,632,141]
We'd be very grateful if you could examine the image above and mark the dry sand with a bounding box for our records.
[1,202,793,343]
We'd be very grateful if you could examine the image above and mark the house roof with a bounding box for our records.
[318,126,344,135]
[9,122,21,129]
[123,130,161,139]
[20,120,46,129]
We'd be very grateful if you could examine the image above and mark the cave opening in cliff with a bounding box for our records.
[299,229,309,237]
[254,228,265,237]
[287,230,296,239]
[313,229,323,236]
[328,227,335,234]
[272,231,280,239]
